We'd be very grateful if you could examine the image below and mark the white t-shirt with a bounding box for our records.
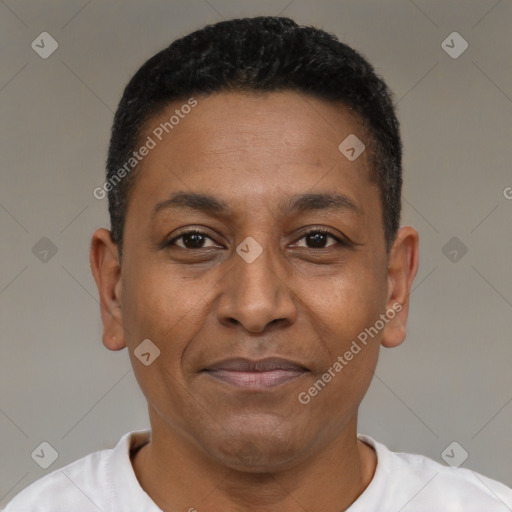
[3,430,512,511]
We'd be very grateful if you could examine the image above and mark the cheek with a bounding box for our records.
[122,262,217,372]
[121,267,210,418]
[308,260,386,343]
[300,277,383,423]
[121,266,179,346]
[298,260,385,403]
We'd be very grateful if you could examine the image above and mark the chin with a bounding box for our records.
[205,429,308,473]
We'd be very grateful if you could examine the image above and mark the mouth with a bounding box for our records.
[202,357,309,390]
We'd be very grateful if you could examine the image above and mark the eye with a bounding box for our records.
[293,229,345,249]
[167,230,220,249]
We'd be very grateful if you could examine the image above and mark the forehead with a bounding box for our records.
[144,91,368,164]
[129,91,379,221]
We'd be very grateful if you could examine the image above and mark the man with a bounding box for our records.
[5,15,511,512]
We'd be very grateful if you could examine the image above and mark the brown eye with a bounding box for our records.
[294,230,344,249]
[167,230,219,249]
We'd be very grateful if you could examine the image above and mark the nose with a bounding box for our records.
[215,239,297,333]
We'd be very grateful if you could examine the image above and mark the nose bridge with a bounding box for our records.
[216,231,296,332]
[235,234,279,296]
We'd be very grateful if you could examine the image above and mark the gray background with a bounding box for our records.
[1,0,511,506]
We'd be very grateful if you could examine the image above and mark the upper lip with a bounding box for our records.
[203,357,309,372]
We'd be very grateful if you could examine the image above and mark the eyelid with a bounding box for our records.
[166,228,221,248]
[291,228,346,247]
[291,226,350,250]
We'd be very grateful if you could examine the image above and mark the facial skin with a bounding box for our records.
[90,91,419,512]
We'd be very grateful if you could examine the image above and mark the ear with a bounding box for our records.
[90,228,126,351]
[381,226,419,348]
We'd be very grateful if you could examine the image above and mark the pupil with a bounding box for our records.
[184,233,204,248]
[307,232,326,248]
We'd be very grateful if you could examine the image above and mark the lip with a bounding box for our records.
[202,357,309,390]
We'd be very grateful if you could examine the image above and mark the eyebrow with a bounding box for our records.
[152,191,362,218]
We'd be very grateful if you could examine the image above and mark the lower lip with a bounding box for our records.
[204,369,307,389]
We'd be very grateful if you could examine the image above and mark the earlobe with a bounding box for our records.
[380,312,407,348]
[89,228,127,351]
[102,311,126,351]
[381,226,419,349]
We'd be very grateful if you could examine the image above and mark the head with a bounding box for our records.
[91,16,418,471]
[105,16,402,256]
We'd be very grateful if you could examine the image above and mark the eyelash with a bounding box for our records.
[166,228,347,250]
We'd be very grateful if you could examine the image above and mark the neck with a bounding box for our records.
[132,410,377,512]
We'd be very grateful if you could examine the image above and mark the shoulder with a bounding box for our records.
[3,451,109,511]
[357,434,512,511]
[2,431,139,512]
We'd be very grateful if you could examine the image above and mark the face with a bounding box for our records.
[91,91,418,472]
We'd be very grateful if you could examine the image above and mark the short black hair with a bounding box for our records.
[106,16,402,254]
